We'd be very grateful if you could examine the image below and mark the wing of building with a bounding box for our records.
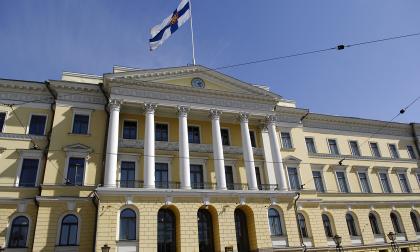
[0,65,419,252]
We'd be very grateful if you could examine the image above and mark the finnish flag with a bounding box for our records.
[149,0,191,51]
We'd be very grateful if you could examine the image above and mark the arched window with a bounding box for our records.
[59,214,78,246]
[297,213,308,238]
[322,214,333,238]
[410,212,420,233]
[369,213,382,235]
[390,212,402,234]
[268,208,283,236]
[120,209,136,240]
[346,213,359,236]
[8,216,29,248]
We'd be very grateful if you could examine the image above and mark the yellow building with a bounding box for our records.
[0,65,419,252]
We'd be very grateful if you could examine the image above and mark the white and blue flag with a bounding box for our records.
[149,0,191,51]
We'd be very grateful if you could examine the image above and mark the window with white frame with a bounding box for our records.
[155,123,168,141]
[390,212,403,234]
[397,172,411,193]
[287,167,300,190]
[59,214,78,246]
[369,213,382,235]
[410,211,420,233]
[407,145,417,159]
[188,126,200,144]
[268,208,284,236]
[119,209,136,240]
[220,128,230,146]
[28,114,47,135]
[370,142,381,158]
[19,159,39,187]
[0,112,6,132]
[249,130,257,148]
[297,213,309,238]
[346,213,359,236]
[322,214,334,238]
[328,139,340,155]
[120,161,135,188]
[379,172,392,193]
[281,132,293,149]
[357,171,371,193]
[123,120,137,140]
[72,112,90,134]
[349,141,361,156]
[312,170,325,192]
[8,216,29,248]
[66,157,85,186]
[388,144,399,159]
[417,173,420,188]
[336,171,349,193]
[305,137,317,154]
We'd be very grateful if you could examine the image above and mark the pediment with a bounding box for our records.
[283,155,302,164]
[63,143,92,153]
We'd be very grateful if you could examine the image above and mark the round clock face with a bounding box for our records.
[191,78,205,88]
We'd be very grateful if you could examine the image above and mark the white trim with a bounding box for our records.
[267,205,288,246]
[224,159,237,184]
[348,140,361,156]
[55,100,105,110]
[155,121,170,142]
[56,212,81,246]
[388,143,400,159]
[155,156,173,182]
[327,138,340,155]
[15,150,44,187]
[70,108,93,135]
[5,213,32,248]
[117,156,139,185]
[377,170,393,193]
[396,171,412,193]
[63,153,89,186]
[190,158,207,183]
[368,141,382,158]
[280,131,293,149]
[285,165,301,190]
[254,161,265,185]
[304,137,317,154]
[121,119,139,140]
[26,113,48,135]
[220,127,232,146]
[311,167,326,193]
[187,124,201,144]
[334,169,351,193]
[116,206,139,242]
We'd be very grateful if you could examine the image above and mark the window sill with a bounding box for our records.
[281,147,295,151]
[68,133,91,136]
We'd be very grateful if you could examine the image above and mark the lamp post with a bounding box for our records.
[101,244,111,252]
[387,232,399,252]
[333,234,344,252]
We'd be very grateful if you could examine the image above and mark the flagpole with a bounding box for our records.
[188,0,197,65]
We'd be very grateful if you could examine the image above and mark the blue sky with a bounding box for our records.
[0,1,419,123]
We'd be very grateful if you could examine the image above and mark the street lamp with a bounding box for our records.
[332,234,344,252]
[387,232,399,252]
[101,244,110,252]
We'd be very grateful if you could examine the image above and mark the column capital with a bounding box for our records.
[177,106,190,117]
[265,114,277,124]
[144,103,157,113]
[239,112,250,123]
[209,109,222,120]
[108,99,123,112]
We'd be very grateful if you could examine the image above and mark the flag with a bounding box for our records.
[149,0,191,51]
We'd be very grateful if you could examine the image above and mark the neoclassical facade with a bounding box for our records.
[0,65,419,252]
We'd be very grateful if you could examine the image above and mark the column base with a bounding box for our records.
[217,187,227,190]
[143,184,155,189]
[180,186,191,190]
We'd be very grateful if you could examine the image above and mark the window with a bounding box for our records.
[346,214,359,236]
[297,213,308,238]
[188,126,200,144]
[255,167,262,190]
[370,142,381,158]
[123,121,137,140]
[190,164,204,189]
[349,141,361,156]
[249,130,257,147]
[220,129,230,146]
[322,214,333,238]
[379,173,392,193]
[336,171,349,193]
[369,213,382,235]
[28,115,47,135]
[66,157,85,186]
[328,139,340,155]
[155,163,169,188]
[410,212,420,233]
[281,132,293,149]
[407,145,417,159]
[120,161,135,188]
[225,166,234,190]
[59,214,78,246]
[389,144,399,159]
[417,173,420,188]
[287,167,300,190]
[398,173,411,193]
[305,137,316,154]
[312,171,325,192]
[390,212,402,233]
[155,123,168,141]
[0,112,5,132]
[19,159,39,187]
[268,208,283,236]
[72,114,89,134]
[8,216,29,248]
[358,172,371,193]
[120,209,136,240]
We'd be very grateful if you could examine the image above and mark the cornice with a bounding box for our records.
[308,153,419,164]
[0,133,48,141]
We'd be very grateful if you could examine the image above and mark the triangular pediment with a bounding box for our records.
[283,155,302,164]
[63,143,92,153]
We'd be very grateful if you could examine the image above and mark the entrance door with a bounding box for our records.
[157,209,176,252]
[197,209,215,252]
[234,209,250,252]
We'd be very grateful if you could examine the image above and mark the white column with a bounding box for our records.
[178,106,191,189]
[104,99,122,187]
[266,115,288,191]
[210,109,227,190]
[239,113,258,190]
[144,103,157,189]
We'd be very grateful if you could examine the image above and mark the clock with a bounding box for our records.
[191,77,205,88]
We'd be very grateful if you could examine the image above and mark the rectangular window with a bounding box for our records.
[281,132,293,149]
[221,129,230,146]
[328,139,340,155]
[312,171,325,192]
[379,173,392,193]
[255,167,262,190]
[349,141,361,156]
[225,166,234,190]
[417,173,420,188]
[123,121,137,140]
[370,142,381,157]
[287,167,300,190]
[0,112,5,132]
[358,172,371,193]
[407,145,417,159]
[28,115,47,135]
[155,123,168,141]
[190,164,204,189]
[120,161,135,188]
[188,126,200,144]
[19,159,39,187]
[398,173,411,193]
[249,130,257,148]
[155,163,169,188]
[336,171,349,193]
[388,144,399,159]
[305,137,317,154]
[72,114,89,134]
[67,157,85,186]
